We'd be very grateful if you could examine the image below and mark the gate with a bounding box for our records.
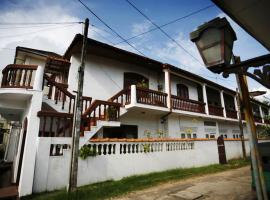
[217,136,227,164]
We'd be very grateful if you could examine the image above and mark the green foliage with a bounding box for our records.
[24,158,249,200]
[143,144,151,153]
[79,145,97,159]
[136,79,148,88]
[258,125,270,138]
[144,130,152,138]
[106,106,117,121]
[156,129,167,138]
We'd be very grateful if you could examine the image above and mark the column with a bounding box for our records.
[234,95,240,119]
[259,105,264,123]
[130,85,137,105]
[202,84,209,115]
[164,67,171,109]
[220,90,226,118]
[33,65,44,91]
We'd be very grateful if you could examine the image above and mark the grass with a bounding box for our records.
[24,158,250,200]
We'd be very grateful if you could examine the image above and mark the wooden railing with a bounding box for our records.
[38,111,73,137]
[109,87,131,106]
[171,95,205,113]
[44,74,75,113]
[82,100,121,129]
[226,109,238,119]
[1,64,37,89]
[136,87,167,107]
[44,74,92,113]
[208,105,224,117]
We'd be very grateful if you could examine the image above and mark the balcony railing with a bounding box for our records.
[208,105,224,117]
[171,95,205,113]
[136,87,167,107]
[109,87,131,106]
[226,109,238,119]
[1,64,37,89]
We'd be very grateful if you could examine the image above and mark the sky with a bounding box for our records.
[0,0,269,102]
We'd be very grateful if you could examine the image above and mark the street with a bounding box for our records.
[114,166,256,200]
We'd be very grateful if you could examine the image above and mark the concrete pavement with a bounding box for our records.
[113,166,257,200]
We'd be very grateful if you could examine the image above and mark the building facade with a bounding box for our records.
[0,34,269,196]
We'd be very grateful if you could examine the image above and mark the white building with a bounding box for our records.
[0,34,269,197]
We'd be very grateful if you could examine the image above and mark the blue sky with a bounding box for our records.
[0,0,269,100]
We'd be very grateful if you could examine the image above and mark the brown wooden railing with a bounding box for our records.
[171,95,205,113]
[1,64,37,89]
[109,88,131,106]
[226,109,238,119]
[136,87,167,107]
[38,111,73,137]
[208,105,224,117]
[44,74,92,113]
[44,74,75,113]
[83,100,121,129]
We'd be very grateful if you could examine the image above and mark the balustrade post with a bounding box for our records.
[259,105,264,123]
[163,67,171,109]
[33,66,44,90]
[130,85,137,105]
[202,84,209,115]
[220,90,226,118]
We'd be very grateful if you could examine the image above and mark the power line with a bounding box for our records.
[125,0,203,65]
[0,24,78,39]
[77,0,146,56]
[114,4,214,45]
[0,21,83,25]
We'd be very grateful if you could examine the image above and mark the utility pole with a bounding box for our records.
[235,88,246,159]
[68,18,89,192]
[234,56,268,200]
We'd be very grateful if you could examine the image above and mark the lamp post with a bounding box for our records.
[190,17,268,200]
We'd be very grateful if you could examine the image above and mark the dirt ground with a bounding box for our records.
[112,166,257,200]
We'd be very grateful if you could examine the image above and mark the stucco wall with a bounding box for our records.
[68,54,163,100]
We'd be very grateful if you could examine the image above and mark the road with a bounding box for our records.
[113,166,256,200]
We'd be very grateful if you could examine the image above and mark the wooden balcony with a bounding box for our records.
[1,64,37,89]
[226,109,238,119]
[208,105,224,117]
[136,87,167,107]
[171,95,205,113]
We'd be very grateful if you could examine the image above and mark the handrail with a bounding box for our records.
[1,64,38,89]
[109,87,131,106]
[83,100,121,118]
[171,95,205,105]
[136,87,167,107]
[136,86,168,96]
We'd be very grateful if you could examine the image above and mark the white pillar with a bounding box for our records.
[202,84,209,115]
[220,90,226,118]
[234,95,240,119]
[164,68,171,109]
[33,65,44,91]
[130,85,137,105]
[18,91,43,197]
[259,105,264,123]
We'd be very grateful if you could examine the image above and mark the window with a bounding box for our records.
[193,134,197,138]
[187,133,191,139]
[181,133,186,139]
[233,134,235,139]
[224,134,227,138]
[210,135,215,139]
[177,84,189,99]
[124,72,149,89]
[205,134,209,139]
[204,121,216,126]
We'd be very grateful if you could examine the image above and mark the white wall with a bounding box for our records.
[224,140,250,160]
[33,139,219,193]
[68,54,162,100]
[171,75,199,101]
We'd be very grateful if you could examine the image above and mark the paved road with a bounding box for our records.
[113,166,257,200]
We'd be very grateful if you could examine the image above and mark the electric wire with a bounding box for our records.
[77,0,146,56]
[0,22,83,25]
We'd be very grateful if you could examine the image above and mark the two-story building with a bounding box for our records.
[0,34,269,197]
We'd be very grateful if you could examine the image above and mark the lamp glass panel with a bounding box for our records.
[196,28,221,49]
[224,44,232,65]
[201,44,221,65]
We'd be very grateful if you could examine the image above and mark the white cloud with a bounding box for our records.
[131,20,152,36]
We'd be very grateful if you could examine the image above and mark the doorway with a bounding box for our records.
[217,136,227,164]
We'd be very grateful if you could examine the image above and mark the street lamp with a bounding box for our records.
[190,17,236,73]
[190,17,268,200]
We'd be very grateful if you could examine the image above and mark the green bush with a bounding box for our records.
[79,145,97,159]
